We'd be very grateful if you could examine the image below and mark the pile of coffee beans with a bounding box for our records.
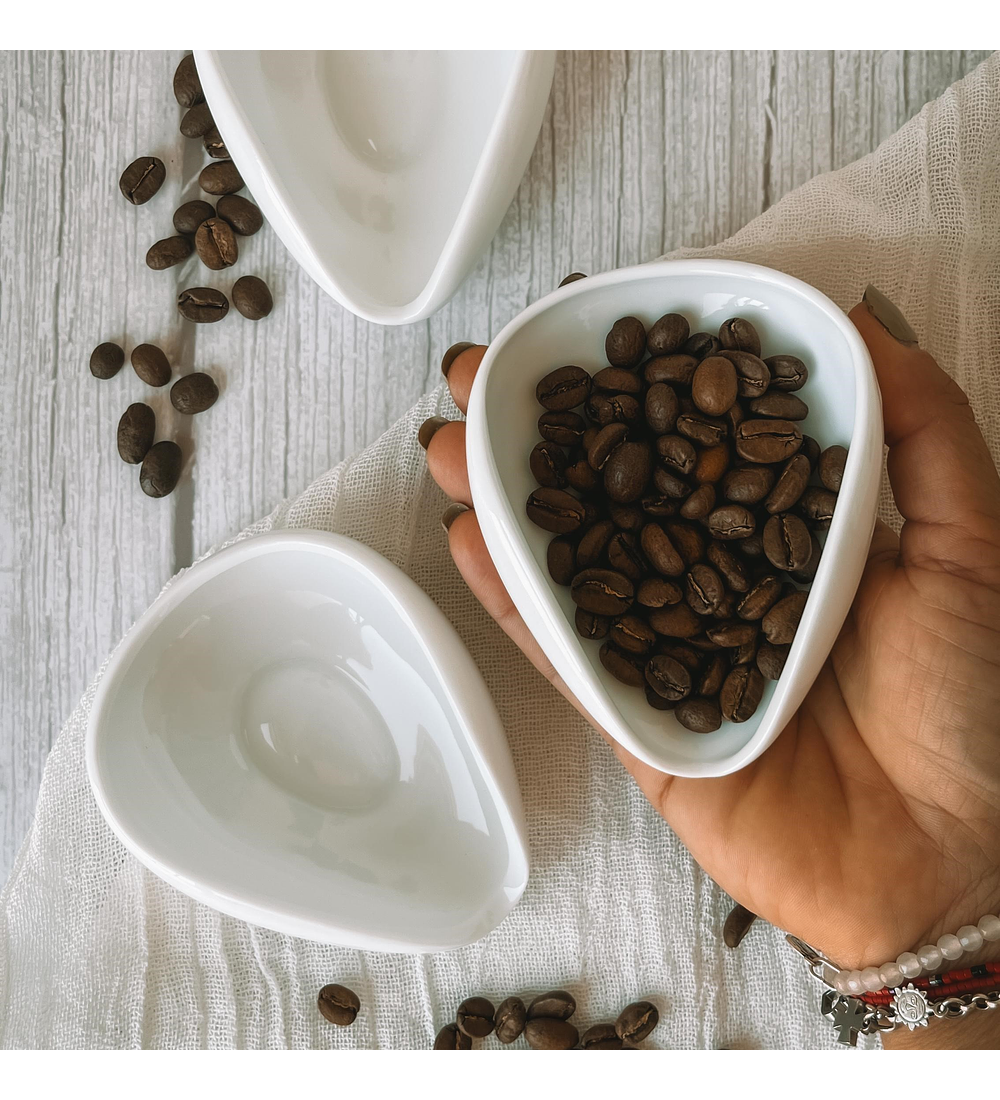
[526,312,846,732]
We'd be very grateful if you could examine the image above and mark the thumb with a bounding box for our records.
[850,287,1000,579]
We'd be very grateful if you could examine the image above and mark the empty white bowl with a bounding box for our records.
[86,531,528,951]
[467,259,883,778]
[194,50,555,325]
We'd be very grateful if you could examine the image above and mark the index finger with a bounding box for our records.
[441,343,487,415]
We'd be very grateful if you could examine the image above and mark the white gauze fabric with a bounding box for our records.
[1,55,998,1050]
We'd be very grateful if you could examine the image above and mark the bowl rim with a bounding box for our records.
[466,257,882,777]
[85,529,529,952]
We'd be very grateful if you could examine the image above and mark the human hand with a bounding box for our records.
[422,289,1000,1048]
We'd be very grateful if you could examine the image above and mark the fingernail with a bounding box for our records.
[559,272,587,288]
[723,904,758,949]
[862,284,919,346]
[441,342,476,378]
[418,416,449,450]
[442,502,469,531]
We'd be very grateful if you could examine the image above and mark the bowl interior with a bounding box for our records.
[478,264,863,771]
[90,537,526,949]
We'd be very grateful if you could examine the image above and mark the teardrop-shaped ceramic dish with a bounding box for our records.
[86,531,528,951]
[466,260,882,778]
[194,50,556,325]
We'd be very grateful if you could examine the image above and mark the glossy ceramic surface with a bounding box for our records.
[466,259,883,777]
[194,50,555,325]
[86,532,528,951]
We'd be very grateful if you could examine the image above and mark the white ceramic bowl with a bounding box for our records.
[86,531,528,951]
[194,50,555,325]
[467,259,883,778]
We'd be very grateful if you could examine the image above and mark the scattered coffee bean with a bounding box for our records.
[646,313,689,356]
[720,665,765,722]
[90,341,124,379]
[765,453,811,513]
[763,513,812,572]
[799,486,838,526]
[604,442,651,503]
[576,608,611,640]
[750,391,809,421]
[173,199,215,236]
[616,1001,659,1043]
[317,984,360,1027]
[524,1017,579,1050]
[600,643,646,686]
[202,125,229,159]
[530,441,567,488]
[707,504,755,540]
[559,272,587,286]
[645,654,691,701]
[547,537,577,585]
[757,641,790,680]
[170,372,219,415]
[117,403,155,464]
[675,696,722,733]
[119,156,165,205]
[692,356,737,416]
[195,217,239,270]
[718,316,761,357]
[139,440,182,498]
[172,54,203,108]
[765,354,808,391]
[581,1023,623,1050]
[216,194,264,236]
[434,1023,471,1050]
[494,997,527,1044]
[818,445,847,492]
[736,575,782,621]
[527,990,576,1020]
[538,411,585,446]
[232,275,273,320]
[723,904,758,948]
[179,101,214,139]
[537,365,592,411]
[720,350,770,399]
[611,614,655,655]
[762,591,808,645]
[177,286,229,323]
[527,488,586,534]
[131,343,171,387]
[199,160,244,195]
[722,465,774,505]
[685,563,725,616]
[734,418,803,464]
[146,235,193,270]
[605,316,646,368]
[456,997,495,1038]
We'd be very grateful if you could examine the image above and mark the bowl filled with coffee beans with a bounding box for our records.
[466,260,882,777]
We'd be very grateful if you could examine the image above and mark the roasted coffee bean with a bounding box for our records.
[734,419,803,463]
[697,652,728,697]
[762,591,807,644]
[757,641,790,680]
[765,354,808,391]
[616,1001,659,1043]
[706,620,757,648]
[594,394,641,424]
[216,193,264,237]
[692,356,738,416]
[676,412,727,447]
[653,466,689,499]
[605,442,651,503]
[530,441,568,488]
[693,443,730,485]
[818,445,847,491]
[763,513,812,571]
[637,576,683,607]
[641,494,677,517]
[582,426,600,451]
[737,575,782,621]
[605,316,646,368]
[139,440,182,498]
[720,665,765,722]
[640,523,685,576]
[171,372,219,415]
[645,654,692,700]
[645,354,697,387]
[559,272,587,286]
[686,634,723,653]
[656,642,701,672]
[680,483,715,519]
[526,488,586,534]
[749,392,809,421]
[682,332,721,360]
[571,568,633,615]
[576,608,611,640]
[675,696,722,733]
[645,383,679,434]
[725,402,745,434]
[173,54,204,108]
[665,521,705,567]
[588,422,628,470]
[524,1017,579,1050]
[656,434,696,475]
[722,465,774,504]
[90,341,124,379]
[731,635,757,665]
[765,453,811,513]
[612,615,656,655]
[738,531,765,559]
[799,486,837,526]
[117,403,155,465]
[547,536,577,585]
[593,366,643,394]
[720,350,770,399]
[177,286,229,323]
[788,532,822,583]
[317,984,360,1027]
[718,316,761,357]
[610,503,644,532]
[232,275,273,320]
[539,411,585,446]
[648,602,701,638]
[528,989,577,1020]
[199,160,244,195]
[434,1023,471,1050]
[646,312,689,355]
[194,217,238,270]
[707,541,749,593]
[131,343,171,387]
[607,531,646,581]
[581,1024,623,1050]
[173,199,215,236]
[685,563,725,616]
[723,904,758,948]
[575,519,614,568]
[119,156,165,205]
[203,125,229,159]
[146,235,193,270]
[494,997,527,1044]
[179,102,213,140]
[707,504,755,541]
[536,365,591,411]
[456,996,495,1038]
[800,434,821,465]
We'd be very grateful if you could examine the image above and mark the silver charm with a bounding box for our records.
[830,996,868,1046]
[821,988,842,1018]
[891,983,930,1030]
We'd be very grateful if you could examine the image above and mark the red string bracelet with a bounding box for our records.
[861,963,1000,1005]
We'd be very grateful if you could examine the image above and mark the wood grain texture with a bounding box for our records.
[0,50,991,884]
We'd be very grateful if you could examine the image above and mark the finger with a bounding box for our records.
[442,344,487,415]
[425,421,471,505]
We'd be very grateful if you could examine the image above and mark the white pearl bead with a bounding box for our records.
[917,944,943,971]
[845,970,864,995]
[978,914,1000,942]
[880,961,904,988]
[861,966,884,992]
[835,971,852,994]
[897,951,921,978]
[957,925,984,952]
[937,933,963,960]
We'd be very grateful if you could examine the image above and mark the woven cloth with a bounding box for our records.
[2,55,998,1050]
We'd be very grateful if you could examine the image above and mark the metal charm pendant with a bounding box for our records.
[821,989,842,1018]
[830,996,868,1046]
[891,984,930,1030]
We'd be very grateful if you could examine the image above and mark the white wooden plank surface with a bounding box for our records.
[0,50,991,885]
